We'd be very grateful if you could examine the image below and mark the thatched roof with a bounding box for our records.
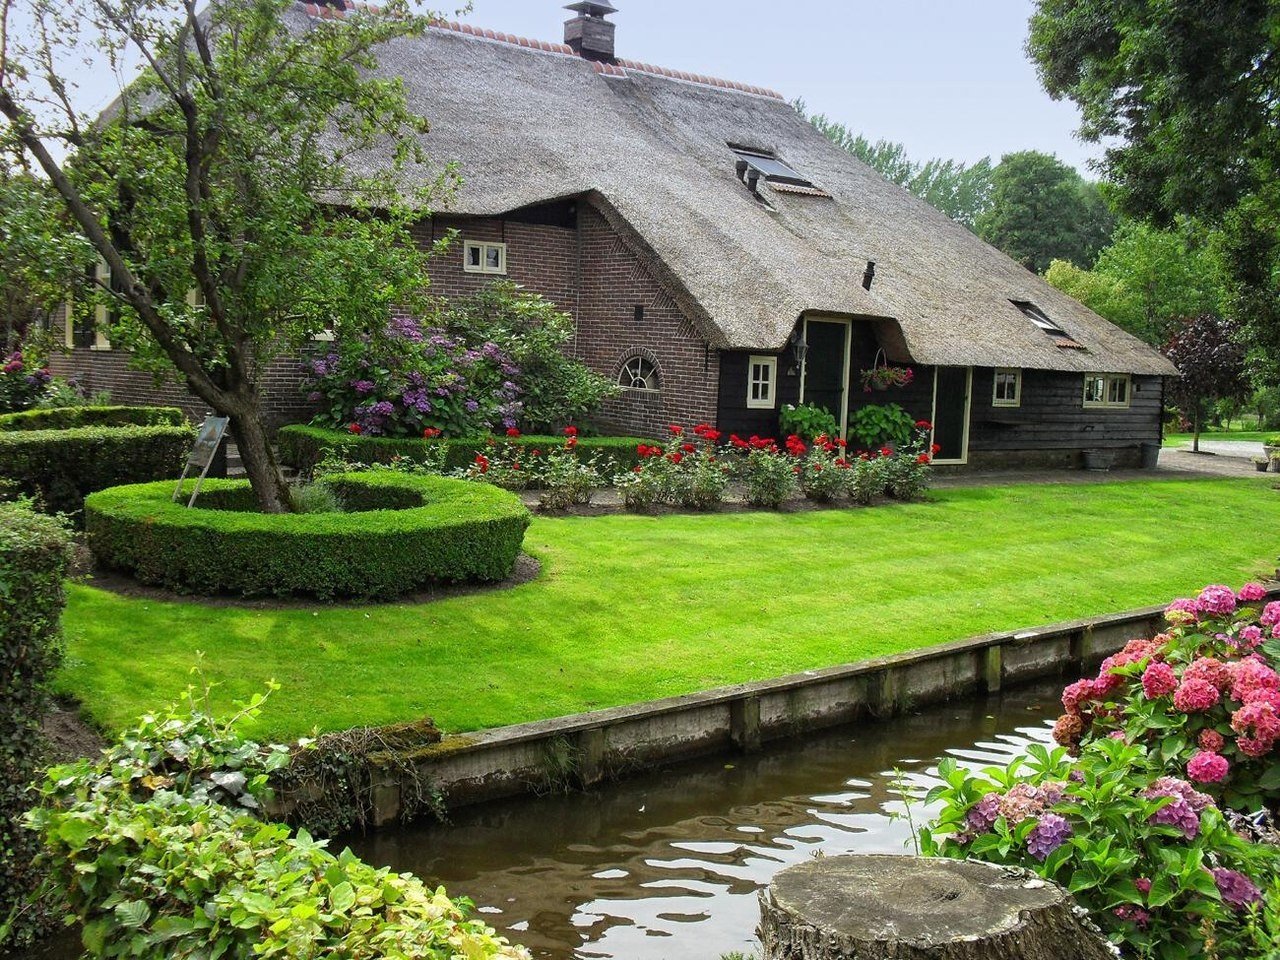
[292,3,1175,375]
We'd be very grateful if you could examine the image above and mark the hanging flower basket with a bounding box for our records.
[860,364,914,393]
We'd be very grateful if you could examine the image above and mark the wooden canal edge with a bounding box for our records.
[279,586,1280,827]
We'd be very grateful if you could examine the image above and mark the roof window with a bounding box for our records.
[1011,300,1086,350]
[731,148,813,188]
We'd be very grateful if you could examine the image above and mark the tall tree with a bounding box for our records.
[975,150,1114,273]
[803,110,994,228]
[0,0,449,512]
[1027,0,1280,382]
[1045,220,1229,345]
[1163,314,1250,452]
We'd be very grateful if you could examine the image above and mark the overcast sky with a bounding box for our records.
[462,0,1101,174]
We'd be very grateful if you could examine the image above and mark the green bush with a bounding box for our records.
[278,424,646,477]
[85,472,531,600]
[0,501,73,951]
[26,685,527,960]
[0,423,194,517]
[779,402,839,442]
[0,405,186,431]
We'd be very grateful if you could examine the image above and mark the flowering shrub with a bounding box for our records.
[620,424,730,510]
[728,433,800,508]
[797,434,854,502]
[0,350,51,413]
[880,420,937,501]
[925,582,1280,959]
[922,739,1279,959]
[1051,583,1280,811]
[303,317,522,437]
[25,684,529,960]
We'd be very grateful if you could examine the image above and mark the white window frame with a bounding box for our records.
[746,354,777,409]
[91,259,112,350]
[618,356,660,393]
[1083,373,1131,409]
[992,367,1022,408]
[463,240,507,275]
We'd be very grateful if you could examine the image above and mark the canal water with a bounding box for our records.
[349,680,1061,960]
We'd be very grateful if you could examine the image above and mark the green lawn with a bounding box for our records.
[57,477,1280,741]
[1164,430,1274,446]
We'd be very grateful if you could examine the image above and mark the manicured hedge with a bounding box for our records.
[0,501,73,952]
[0,405,187,431]
[278,424,647,476]
[85,472,531,600]
[0,424,194,517]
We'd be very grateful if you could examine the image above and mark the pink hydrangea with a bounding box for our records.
[1173,678,1221,713]
[1186,750,1230,784]
[1227,658,1280,704]
[1198,729,1226,752]
[1231,701,1280,752]
[1141,661,1178,699]
[1261,601,1280,628]
[1184,657,1229,692]
[1166,597,1203,621]
[1061,679,1095,716]
[1238,583,1267,603]
[1113,904,1151,929]
[1198,585,1238,616]
[1135,877,1152,895]
[1234,625,1265,651]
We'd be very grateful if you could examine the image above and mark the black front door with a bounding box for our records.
[802,319,848,429]
[933,367,971,462]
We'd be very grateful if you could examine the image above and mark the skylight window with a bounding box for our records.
[731,148,812,187]
[1011,300,1065,336]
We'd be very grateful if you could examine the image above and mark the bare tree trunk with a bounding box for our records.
[1193,406,1201,454]
[758,855,1113,960]
[227,404,292,514]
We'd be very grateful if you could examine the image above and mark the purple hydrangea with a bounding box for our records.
[465,399,480,413]
[1199,585,1238,616]
[351,379,376,396]
[1211,868,1262,910]
[1143,777,1213,839]
[965,793,1002,833]
[1026,813,1072,860]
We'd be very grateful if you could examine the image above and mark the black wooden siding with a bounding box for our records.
[967,368,1163,452]
[717,351,798,438]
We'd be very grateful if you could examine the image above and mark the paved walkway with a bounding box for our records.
[1170,438,1265,459]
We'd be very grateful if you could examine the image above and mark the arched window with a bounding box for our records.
[618,355,660,392]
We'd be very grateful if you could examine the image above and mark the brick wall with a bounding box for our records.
[46,200,717,438]
[574,204,718,437]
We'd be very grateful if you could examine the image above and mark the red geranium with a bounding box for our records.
[563,425,579,438]
[668,424,684,436]
[566,436,578,450]
[931,443,942,455]
[682,443,696,454]
[422,427,442,439]
[668,452,683,464]
[915,420,933,430]
[917,453,931,464]
[506,427,521,438]
[879,447,893,458]
[348,423,362,434]
[474,453,490,474]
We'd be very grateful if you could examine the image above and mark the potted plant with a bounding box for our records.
[860,365,914,392]
[1265,435,1280,460]
[1254,456,1271,473]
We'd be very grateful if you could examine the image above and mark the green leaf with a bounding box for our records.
[113,900,151,929]
[330,881,356,913]
[1256,762,1280,791]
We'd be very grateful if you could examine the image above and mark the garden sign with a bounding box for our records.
[173,415,229,507]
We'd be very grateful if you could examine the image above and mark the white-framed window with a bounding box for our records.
[91,259,112,350]
[1083,373,1131,409]
[747,354,777,409]
[992,368,1022,407]
[618,355,659,393]
[463,240,507,275]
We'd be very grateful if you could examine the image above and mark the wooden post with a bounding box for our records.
[758,855,1113,960]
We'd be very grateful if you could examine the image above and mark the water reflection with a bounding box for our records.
[351,681,1060,960]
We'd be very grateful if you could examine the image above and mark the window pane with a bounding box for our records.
[485,246,501,270]
[467,245,481,267]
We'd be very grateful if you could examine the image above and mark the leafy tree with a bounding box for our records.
[0,0,449,512]
[975,151,1114,273]
[1027,0,1280,384]
[1045,220,1229,345]
[0,162,89,349]
[803,109,994,228]
[1163,314,1250,452]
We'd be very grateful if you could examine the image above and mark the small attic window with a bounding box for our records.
[1011,300,1064,336]
[731,148,813,188]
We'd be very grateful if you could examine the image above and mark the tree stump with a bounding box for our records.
[757,855,1115,960]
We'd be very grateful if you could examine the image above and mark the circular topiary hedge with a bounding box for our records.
[84,472,531,600]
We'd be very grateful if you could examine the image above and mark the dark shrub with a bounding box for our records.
[0,405,186,431]
[85,473,531,600]
[0,423,194,517]
[0,501,73,951]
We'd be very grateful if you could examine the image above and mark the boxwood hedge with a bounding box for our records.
[277,424,647,476]
[85,472,531,600]
[0,405,187,431]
